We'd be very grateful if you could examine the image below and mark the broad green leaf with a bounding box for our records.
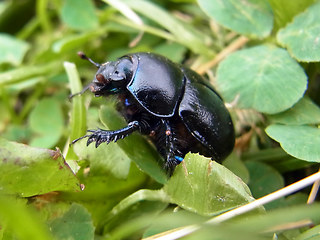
[0,138,80,197]
[164,153,258,216]
[0,33,30,65]
[29,97,64,148]
[102,189,168,235]
[285,193,308,207]
[246,161,284,210]
[223,152,249,184]
[216,45,307,114]
[49,203,94,240]
[73,137,131,179]
[99,104,168,184]
[242,148,312,173]
[296,224,320,240]
[277,1,320,62]
[197,0,273,38]
[268,97,320,125]
[266,125,320,162]
[61,0,98,31]
[108,0,212,56]
[0,196,53,240]
[268,0,316,30]
[2,124,32,143]
[72,163,147,203]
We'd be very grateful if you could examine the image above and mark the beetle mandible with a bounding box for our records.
[72,52,235,175]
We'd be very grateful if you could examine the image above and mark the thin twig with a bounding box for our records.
[196,36,249,75]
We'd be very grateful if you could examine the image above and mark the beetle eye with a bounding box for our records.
[96,73,107,84]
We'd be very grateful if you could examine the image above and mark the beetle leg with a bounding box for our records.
[72,121,140,148]
[161,120,183,175]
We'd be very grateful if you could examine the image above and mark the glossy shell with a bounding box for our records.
[126,53,184,117]
[125,53,235,160]
[178,67,235,160]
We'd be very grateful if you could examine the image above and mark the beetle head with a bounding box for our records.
[72,52,136,98]
[91,56,134,96]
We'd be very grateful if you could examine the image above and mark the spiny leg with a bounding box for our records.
[161,119,184,175]
[72,121,140,148]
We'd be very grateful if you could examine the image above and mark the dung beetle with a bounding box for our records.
[71,52,235,175]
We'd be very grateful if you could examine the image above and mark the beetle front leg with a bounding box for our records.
[72,121,140,148]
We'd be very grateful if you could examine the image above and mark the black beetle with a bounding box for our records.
[72,52,235,175]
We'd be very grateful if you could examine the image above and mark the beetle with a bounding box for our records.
[71,52,235,175]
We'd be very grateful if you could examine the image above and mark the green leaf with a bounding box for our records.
[268,97,320,125]
[143,211,208,239]
[266,125,320,162]
[0,33,30,66]
[29,97,64,148]
[102,189,168,235]
[6,76,45,92]
[285,192,308,207]
[2,124,32,143]
[49,203,94,240]
[197,0,273,38]
[296,224,320,240]
[72,163,147,203]
[146,211,267,240]
[223,152,249,184]
[245,161,284,210]
[74,137,131,179]
[0,61,61,87]
[182,224,267,240]
[216,45,307,114]
[63,62,86,163]
[52,29,106,53]
[164,153,258,216]
[235,203,320,234]
[0,100,15,137]
[0,138,80,197]
[242,148,312,173]
[277,1,320,62]
[153,42,186,63]
[60,0,98,31]
[99,103,168,184]
[268,0,316,30]
[0,196,53,240]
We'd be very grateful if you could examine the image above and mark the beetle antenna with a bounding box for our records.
[68,83,91,100]
[78,51,101,68]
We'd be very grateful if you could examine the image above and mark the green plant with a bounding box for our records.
[0,0,320,239]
